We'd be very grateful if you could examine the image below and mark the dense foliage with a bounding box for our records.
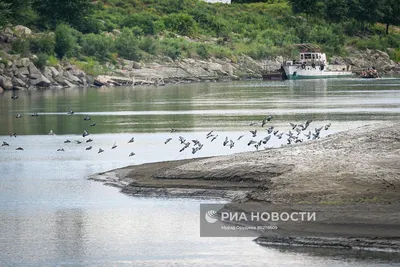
[1,0,399,67]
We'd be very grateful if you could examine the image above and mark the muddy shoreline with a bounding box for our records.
[88,123,400,251]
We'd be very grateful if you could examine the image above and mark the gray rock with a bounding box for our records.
[14,25,32,36]
[43,67,53,79]
[15,58,30,68]
[49,67,59,77]
[17,67,30,77]
[30,74,51,87]
[12,77,27,88]
[0,75,13,90]
[27,63,41,76]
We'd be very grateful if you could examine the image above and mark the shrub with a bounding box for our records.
[81,33,114,62]
[139,36,158,55]
[33,53,48,70]
[122,13,158,35]
[29,33,55,55]
[54,24,77,59]
[163,13,198,37]
[196,44,209,59]
[159,38,190,60]
[115,28,141,61]
[11,38,30,56]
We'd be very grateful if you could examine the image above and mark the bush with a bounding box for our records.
[81,33,114,62]
[29,33,55,55]
[115,28,141,61]
[163,13,198,37]
[159,38,190,60]
[139,36,158,55]
[122,13,158,35]
[196,44,209,59]
[33,53,48,70]
[54,24,77,59]
[11,38,30,56]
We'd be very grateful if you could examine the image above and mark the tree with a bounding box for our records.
[54,24,77,59]
[379,0,400,34]
[1,0,37,26]
[34,0,92,29]
[324,0,349,23]
[115,28,141,61]
[288,0,323,20]
[0,2,11,27]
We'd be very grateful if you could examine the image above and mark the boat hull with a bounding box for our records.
[284,65,354,80]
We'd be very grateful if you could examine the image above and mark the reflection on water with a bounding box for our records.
[0,79,400,266]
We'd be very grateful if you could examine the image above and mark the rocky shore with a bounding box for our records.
[1,25,400,92]
[89,122,400,251]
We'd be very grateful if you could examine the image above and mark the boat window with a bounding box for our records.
[300,54,304,60]
[312,54,315,59]
[304,54,311,59]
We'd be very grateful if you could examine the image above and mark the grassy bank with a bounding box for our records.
[1,0,399,73]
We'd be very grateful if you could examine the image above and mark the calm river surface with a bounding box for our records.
[1,79,400,266]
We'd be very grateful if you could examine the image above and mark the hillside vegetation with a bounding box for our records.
[1,0,399,73]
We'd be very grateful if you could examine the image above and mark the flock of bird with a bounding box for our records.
[2,92,332,156]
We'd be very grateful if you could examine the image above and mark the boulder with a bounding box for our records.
[49,67,59,77]
[0,75,13,90]
[14,25,32,36]
[43,67,53,79]
[27,63,41,76]
[15,58,31,68]
[12,77,27,88]
[30,74,51,87]
[17,67,30,77]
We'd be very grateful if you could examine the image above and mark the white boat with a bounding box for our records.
[283,44,354,80]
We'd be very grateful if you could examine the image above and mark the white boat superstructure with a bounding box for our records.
[282,44,353,80]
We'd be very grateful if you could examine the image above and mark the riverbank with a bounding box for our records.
[1,26,400,91]
[89,122,400,251]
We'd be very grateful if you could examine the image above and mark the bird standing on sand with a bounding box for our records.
[16,147,24,151]
[112,142,117,149]
[128,137,135,143]
[129,152,135,157]
[165,138,172,144]
[2,141,9,146]
[211,135,218,142]
[98,148,104,154]
[64,140,71,143]
[237,135,244,141]
[83,130,89,138]
[325,123,331,130]
[250,130,257,138]
[57,148,65,152]
[223,137,229,146]
[85,146,92,150]
[10,133,17,138]
[86,138,93,143]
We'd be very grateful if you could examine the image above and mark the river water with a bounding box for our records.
[1,79,400,266]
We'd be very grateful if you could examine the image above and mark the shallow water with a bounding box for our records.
[1,78,400,266]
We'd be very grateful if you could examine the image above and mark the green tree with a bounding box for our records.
[324,0,348,23]
[288,0,323,20]
[0,2,11,26]
[81,33,114,62]
[54,24,77,59]
[34,0,92,29]
[1,0,37,26]
[379,0,400,34]
[115,28,141,61]
[163,13,198,36]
